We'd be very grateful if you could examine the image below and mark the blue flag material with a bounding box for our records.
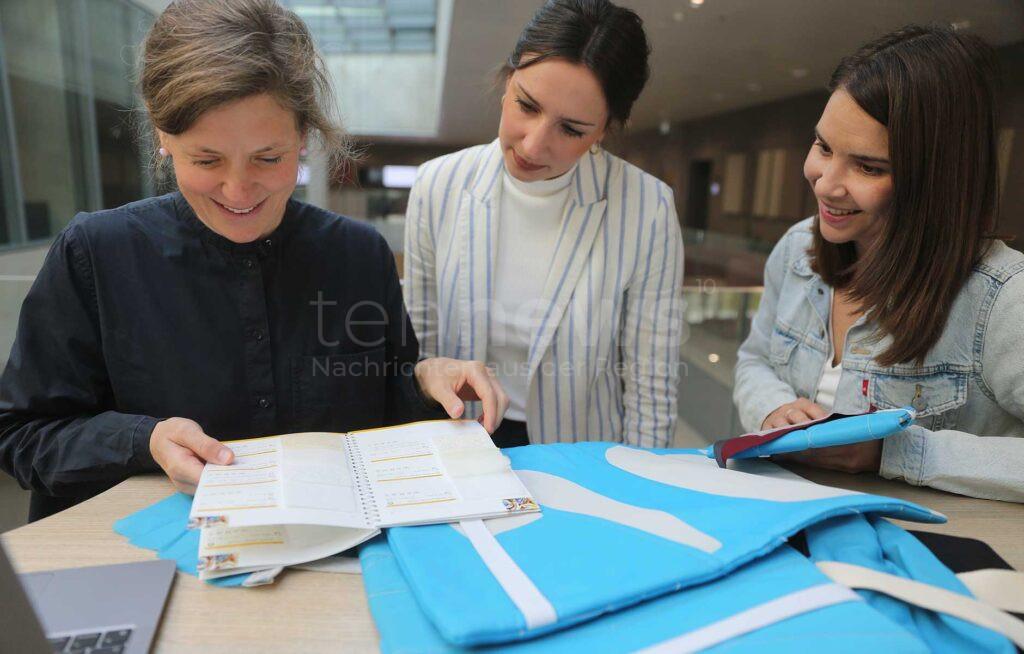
[113,492,251,587]
[360,534,932,653]
[386,442,947,646]
[804,514,1013,652]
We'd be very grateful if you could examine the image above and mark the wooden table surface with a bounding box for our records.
[3,468,1022,652]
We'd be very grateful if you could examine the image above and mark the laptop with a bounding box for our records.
[0,542,175,654]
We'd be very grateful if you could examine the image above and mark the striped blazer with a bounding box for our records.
[403,139,684,447]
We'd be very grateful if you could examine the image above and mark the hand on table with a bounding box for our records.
[761,398,828,430]
[414,357,509,434]
[150,417,234,494]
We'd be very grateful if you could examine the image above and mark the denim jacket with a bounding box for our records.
[735,218,1024,502]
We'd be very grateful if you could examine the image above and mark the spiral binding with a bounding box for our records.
[344,434,381,527]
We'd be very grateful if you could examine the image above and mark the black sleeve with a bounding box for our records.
[380,238,445,425]
[0,223,159,499]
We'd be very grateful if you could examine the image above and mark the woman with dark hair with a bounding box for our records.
[404,0,684,449]
[734,25,1024,502]
[0,0,506,521]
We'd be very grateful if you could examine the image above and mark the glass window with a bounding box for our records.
[0,0,154,246]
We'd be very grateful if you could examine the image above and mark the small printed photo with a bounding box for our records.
[502,497,539,513]
[198,553,238,572]
[188,515,228,529]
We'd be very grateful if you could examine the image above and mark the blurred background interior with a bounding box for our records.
[0,0,1022,530]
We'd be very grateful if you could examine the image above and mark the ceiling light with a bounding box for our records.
[659,119,671,135]
[708,353,720,364]
[790,68,809,79]
[673,10,684,22]
[689,0,704,6]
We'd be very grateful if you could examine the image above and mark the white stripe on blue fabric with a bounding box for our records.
[636,584,861,654]
[460,519,558,630]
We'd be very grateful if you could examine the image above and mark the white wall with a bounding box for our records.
[330,53,439,137]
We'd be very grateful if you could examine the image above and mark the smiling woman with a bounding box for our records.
[403,0,684,449]
[0,0,508,521]
[158,94,303,243]
[733,25,1024,503]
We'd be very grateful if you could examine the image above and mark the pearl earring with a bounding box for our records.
[299,147,308,157]
[158,147,169,157]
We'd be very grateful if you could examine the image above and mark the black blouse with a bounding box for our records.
[0,192,436,519]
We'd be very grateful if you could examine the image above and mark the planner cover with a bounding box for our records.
[386,442,945,646]
[708,407,915,467]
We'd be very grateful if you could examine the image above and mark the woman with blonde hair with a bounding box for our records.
[0,0,505,521]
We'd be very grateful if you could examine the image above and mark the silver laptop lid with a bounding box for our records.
[0,542,50,654]
[0,542,176,654]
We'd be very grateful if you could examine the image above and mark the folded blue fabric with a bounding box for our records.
[387,442,946,646]
[113,492,250,587]
[805,514,1013,652]
[360,534,928,653]
[710,407,915,465]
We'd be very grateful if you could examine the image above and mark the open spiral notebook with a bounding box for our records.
[187,419,539,579]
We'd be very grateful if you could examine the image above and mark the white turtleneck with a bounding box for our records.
[488,165,576,421]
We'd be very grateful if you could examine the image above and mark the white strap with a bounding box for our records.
[636,583,860,654]
[957,569,1024,614]
[460,519,557,629]
[817,561,1024,649]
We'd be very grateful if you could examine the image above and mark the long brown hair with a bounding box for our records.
[139,0,352,178]
[810,25,1001,366]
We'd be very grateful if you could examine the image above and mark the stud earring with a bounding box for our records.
[158,147,169,157]
[589,142,602,155]
[299,147,308,157]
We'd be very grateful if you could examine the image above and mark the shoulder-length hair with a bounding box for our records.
[810,25,1001,366]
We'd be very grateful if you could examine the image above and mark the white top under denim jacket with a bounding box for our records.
[735,217,1024,503]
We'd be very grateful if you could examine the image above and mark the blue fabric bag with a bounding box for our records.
[360,534,931,653]
[804,514,1013,652]
[386,442,947,646]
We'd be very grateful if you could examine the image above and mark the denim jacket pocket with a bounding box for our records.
[869,368,968,428]
[769,329,799,366]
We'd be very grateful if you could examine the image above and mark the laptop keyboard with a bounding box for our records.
[47,627,132,653]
